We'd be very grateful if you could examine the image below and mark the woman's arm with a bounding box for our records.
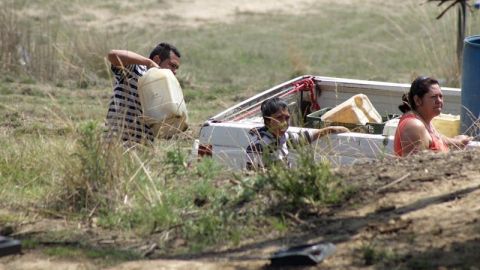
[399,119,431,156]
[441,134,472,150]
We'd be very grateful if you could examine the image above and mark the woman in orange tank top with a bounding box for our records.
[394,76,471,157]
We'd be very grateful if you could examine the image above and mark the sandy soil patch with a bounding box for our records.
[24,0,381,30]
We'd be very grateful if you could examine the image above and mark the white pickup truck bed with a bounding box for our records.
[193,75,469,170]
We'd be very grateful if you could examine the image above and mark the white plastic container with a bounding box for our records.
[382,118,400,136]
[432,113,460,138]
[381,114,460,138]
[138,68,188,138]
[320,94,382,125]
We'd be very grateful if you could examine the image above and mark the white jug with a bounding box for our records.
[138,68,188,138]
[320,94,382,125]
[432,113,460,138]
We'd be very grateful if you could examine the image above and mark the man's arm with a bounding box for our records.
[310,126,350,141]
[107,49,158,69]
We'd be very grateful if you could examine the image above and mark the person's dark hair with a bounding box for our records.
[398,76,439,113]
[398,94,411,114]
[149,42,181,61]
[261,97,288,121]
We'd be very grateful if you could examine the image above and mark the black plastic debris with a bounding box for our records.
[0,235,21,257]
[269,242,336,266]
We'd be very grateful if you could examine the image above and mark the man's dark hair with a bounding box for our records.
[398,76,439,113]
[261,97,288,120]
[149,42,181,61]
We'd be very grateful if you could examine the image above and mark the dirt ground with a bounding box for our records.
[2,149,480,269]
[3,0,480,269]
[62,0,350,29]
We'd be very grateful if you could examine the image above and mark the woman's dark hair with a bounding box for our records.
[261,97,288,120]
[398,94,411,114]
[398,76,439,113]
[149,42,181,61]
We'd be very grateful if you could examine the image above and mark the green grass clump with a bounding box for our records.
[360,242,401,267]
[52,121,133,213]
[258,147,354,210]
[44,126,254,250]
[0,136,65,204]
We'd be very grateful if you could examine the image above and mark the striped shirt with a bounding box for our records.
[105,64,154,143]
[245,126,314,170]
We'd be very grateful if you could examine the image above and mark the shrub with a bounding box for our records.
[54,121,135,213]
[258,147,354,210]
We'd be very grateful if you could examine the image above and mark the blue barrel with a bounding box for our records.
[461,35,480,134]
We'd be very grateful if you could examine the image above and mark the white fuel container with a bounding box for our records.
[432,113,460,138]
[138,68,188,138]
[320,94,382,125]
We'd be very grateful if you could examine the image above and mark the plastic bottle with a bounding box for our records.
[138,68,189,138]
[432,113,460,138]
[320,94,382,125]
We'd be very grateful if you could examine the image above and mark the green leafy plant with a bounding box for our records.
[258,146,354,210]
[55,121,134,213]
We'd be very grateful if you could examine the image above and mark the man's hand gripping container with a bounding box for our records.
[138,68,189,138]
